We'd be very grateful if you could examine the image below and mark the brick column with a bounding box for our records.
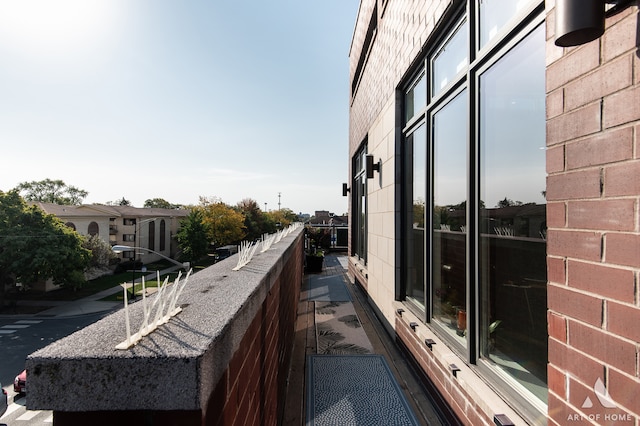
[546,2,640,423]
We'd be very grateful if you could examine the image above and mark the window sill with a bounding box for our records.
[394,303,529,425]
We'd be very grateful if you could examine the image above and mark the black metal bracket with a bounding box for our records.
[606,0,635,16]
[409,322,418,331]
[396,308,405,316]
[494,414,515,426]
[449,364,460,378]
[424,339,436,350]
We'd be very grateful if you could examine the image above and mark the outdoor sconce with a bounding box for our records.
[555,0,633,47]
[365,154,381,179]
[342,183,350,197]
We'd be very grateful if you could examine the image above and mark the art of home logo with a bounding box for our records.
[567,378,633,423]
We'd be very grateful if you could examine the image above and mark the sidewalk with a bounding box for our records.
[0,266,184,319]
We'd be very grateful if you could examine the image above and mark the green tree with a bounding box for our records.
[0,191,91,303]
[176,209,210,265]
[14,179,88,205]
[144,198,179,209]
[236,198,264,241]
[201,202,246,248]
[263,208,298,233]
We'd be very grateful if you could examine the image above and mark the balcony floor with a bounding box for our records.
[283,253,450,425]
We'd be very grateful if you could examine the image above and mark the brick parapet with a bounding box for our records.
[26,228,304,426]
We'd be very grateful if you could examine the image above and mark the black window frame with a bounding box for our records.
[399,0,547,420]
[352,142,368,263]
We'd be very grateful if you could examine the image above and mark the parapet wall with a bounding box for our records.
[26,227,304,426]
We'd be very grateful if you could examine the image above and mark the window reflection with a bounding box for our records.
[405,124,426,306]
[432,20,468,98]
[479,0,534,48]
[431,91,467,344]
[405,74,426,123]
[479,24,547,402]
[353,146,368,262]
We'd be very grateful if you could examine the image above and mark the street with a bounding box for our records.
[0,312,108,425]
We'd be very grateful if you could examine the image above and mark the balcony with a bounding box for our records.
[24,227,448,425]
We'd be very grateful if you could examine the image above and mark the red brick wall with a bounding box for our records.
[546,1,640,424]
[396,316,489,425]
[204,236,303,426]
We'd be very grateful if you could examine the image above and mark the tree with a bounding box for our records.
[176,209,210,265]
[144,198,180,209]
[260,208,299,234]
[116,197,132,206]
[82,234,117,269]
[201,202,246,248]
[14,179,88,205]
[236,198,264,241]
[0,191,91,303]
[497,197,523,208]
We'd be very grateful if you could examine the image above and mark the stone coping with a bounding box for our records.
[26,228,304,412]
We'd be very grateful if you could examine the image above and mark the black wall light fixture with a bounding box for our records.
[342,183,350,197]
[365,154,381,179]
[555,0,635,47]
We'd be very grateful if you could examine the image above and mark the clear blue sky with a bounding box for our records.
[0,0,359,215]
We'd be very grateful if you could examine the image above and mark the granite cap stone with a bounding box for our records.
[26,228,303,412]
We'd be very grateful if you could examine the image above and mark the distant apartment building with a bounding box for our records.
[347,1,640,424]
[35,203,189,264]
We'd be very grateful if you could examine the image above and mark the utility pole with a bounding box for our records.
[278,192,281,210]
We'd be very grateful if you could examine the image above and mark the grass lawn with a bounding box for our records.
[100,272,183,302]
[7,256,217,303]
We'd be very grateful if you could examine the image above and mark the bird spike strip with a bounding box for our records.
[233,222,302,270]
[116,269,193,350]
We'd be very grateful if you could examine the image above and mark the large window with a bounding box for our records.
[404,123,426,306]
[431,89,468,345]
[478,23,547,403]
[352,144,368,262]
[401,0,546,417]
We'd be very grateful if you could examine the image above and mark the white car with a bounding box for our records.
[0,382,7,419]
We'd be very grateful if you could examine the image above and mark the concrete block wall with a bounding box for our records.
[545,1,640,424]
[349,0,451,151]
[348,0,451,325]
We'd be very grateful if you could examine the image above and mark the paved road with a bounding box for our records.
[0,313,109,426]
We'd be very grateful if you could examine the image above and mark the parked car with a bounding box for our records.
[14,370,26,395]
[0,382,7,418]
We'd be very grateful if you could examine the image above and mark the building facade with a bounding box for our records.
[347,1,640,424]
[36,203,188,264]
